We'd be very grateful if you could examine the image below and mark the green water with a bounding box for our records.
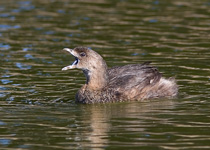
[1,0,210,149]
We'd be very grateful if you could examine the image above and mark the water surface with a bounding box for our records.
[1,0,210,149]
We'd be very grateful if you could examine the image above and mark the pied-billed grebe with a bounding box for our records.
[62,47,178,104]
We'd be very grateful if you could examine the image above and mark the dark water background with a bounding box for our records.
[1,0,210,149]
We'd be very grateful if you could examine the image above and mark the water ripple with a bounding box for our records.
[0,43,11,50]
[15,62,32,70]
[0,0,210,149]
[0,24,20,31]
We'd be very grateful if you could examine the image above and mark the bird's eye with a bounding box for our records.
[80,52,86,57]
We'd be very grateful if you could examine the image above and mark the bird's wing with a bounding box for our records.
[107,63,162,91]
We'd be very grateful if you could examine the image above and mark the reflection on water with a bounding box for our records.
[1,0,210,149]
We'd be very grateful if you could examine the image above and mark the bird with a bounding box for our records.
[61,47,178,104]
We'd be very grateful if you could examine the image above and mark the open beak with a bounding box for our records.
[62,48,79,71]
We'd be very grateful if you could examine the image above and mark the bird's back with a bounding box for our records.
[107,63,177,101]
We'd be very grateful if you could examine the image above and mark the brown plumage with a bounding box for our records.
[62,47,178,104]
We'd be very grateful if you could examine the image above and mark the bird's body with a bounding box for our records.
[62,47,178,104]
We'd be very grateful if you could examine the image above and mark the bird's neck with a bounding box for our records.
[82,65,108,91]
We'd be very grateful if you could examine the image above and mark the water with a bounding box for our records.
[1,0,210,149]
